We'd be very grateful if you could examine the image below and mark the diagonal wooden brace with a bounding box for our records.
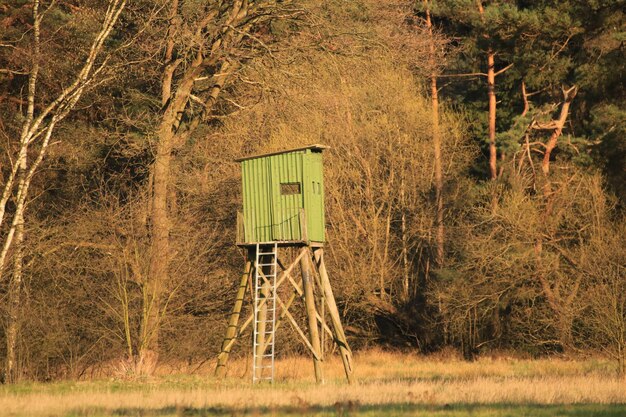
[276,295,322,361]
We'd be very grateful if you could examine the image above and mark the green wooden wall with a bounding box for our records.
[240,147,326,244]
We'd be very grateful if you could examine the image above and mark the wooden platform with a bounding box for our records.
[236,240,324,248]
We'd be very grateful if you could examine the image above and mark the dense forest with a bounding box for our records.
[0,0,624,383]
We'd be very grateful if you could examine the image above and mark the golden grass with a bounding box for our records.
[1,350,625,416]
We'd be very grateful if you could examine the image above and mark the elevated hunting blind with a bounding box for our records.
[236,144,327,244]
[215,144,354,385]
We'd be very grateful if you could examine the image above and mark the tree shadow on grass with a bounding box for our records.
[96,403,626,417]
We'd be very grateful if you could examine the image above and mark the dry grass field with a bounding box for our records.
[1,350,625,417]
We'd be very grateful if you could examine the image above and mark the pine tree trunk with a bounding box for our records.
[475,0,498,180]
[432,75,445,266]
[487,51,497,180]
[424,3,445,266]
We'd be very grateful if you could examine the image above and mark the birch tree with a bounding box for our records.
[0,0,127,383]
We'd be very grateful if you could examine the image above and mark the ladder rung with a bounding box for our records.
[253,242,277,383]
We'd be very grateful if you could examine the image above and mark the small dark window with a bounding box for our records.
[281,182,301,195]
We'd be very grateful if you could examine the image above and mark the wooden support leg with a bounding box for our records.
[285,274,334,339]
[215,252,252,378]
[310,258,327,361]
[319,291,326,360]
[314,248,354,384]
[300,249,324,383]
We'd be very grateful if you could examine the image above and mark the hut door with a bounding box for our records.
[270,156,304,241]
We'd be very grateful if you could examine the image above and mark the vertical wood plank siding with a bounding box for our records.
[240,148,325,244]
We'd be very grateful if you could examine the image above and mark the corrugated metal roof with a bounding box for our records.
[235,144,329,162]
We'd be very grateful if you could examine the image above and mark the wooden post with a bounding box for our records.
[314,248,354,384]
[300,249,323,383]
[215,250,252,377]
[310,253,327,360]
[320,287,326,360]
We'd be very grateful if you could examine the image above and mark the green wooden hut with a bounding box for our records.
[236,144,328,245]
